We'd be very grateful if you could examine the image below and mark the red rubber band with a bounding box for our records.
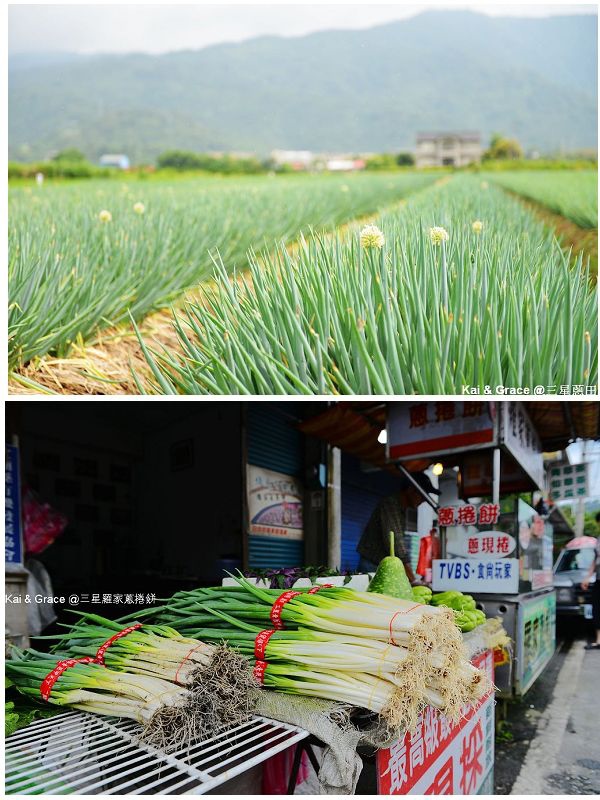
[388,604,422,646]
[94,623,143,665]
[40,656,96,701]
[308,584,334,594]
[174,643,206,684]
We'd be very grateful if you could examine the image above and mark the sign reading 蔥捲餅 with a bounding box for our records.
[247,465,303,540]
[377,650,495,794]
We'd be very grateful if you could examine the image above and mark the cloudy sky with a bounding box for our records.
[8,3,596,55]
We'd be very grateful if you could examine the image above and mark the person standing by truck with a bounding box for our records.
[581,530,600,650]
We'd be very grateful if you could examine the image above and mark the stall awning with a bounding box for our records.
[297,404,429,473]
[299,402,598,468]
[526,402,599,451]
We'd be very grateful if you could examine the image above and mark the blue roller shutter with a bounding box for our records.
[341,452,404,572]
[247,403,304,568]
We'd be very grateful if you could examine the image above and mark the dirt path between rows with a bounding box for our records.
[504,190,598,274]
[8,186,439,396]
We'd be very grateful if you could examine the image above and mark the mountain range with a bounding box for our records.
[8,10,598,163]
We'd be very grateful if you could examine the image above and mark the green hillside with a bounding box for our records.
[8,10,597,162]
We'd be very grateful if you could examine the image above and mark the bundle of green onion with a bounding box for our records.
[121,577,489,732]
[7,617,259,751]
[6,648,196,750]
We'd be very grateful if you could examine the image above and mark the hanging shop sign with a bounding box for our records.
[387,402,496,460]
[500,402,544,490]
[247,465,303,540]
[516,591,556,695]
[461,452,538,497]
[548,462,590,501]
[5,443,23,568]
[378,650,495,795]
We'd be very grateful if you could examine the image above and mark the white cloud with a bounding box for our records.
[8,3,597,55]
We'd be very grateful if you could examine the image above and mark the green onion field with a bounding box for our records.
[486,170,598,229]
[8,172,435,369]
[8,169,598,395]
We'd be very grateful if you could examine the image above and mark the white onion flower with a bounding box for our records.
[429,226,449,246]
[360,225,385,249]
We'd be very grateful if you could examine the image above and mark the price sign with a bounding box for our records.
[378,650,495,794]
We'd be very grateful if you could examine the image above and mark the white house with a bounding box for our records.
[99,154,131,170]
[415,133,482,168]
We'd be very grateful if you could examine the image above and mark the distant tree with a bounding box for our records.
[396,152,415,166]
[156,150,204,170]
[562,506,600,537]
[365,153,399,171]
[52,148,87,162]
[157,150,264,174]
[483,134,524,161]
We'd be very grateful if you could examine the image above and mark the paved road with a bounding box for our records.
[499,629,600,795]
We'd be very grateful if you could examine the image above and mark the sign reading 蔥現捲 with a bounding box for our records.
[452,532,516,560]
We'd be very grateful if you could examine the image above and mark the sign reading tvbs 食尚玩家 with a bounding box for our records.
[433,502,519,594]
[378,650,494,795]
[5,444,23,568]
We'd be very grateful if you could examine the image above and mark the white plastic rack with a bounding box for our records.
[5,710,309,794]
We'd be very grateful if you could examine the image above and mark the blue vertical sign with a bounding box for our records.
[5,444,23,566]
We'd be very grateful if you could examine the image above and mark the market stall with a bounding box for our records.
[5,399,597,796]
[386,401,556,699]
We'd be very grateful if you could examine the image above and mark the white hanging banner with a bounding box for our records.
[387,402,497,460]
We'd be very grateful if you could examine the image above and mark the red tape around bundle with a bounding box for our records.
[254,629,276,660]
[94,623,143,665]
[39,622,143,701]
[307,584,334,593]
[270,590,301,629]
[40,656,96,701]
[388,604,422,647]
[253,660,268,684]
